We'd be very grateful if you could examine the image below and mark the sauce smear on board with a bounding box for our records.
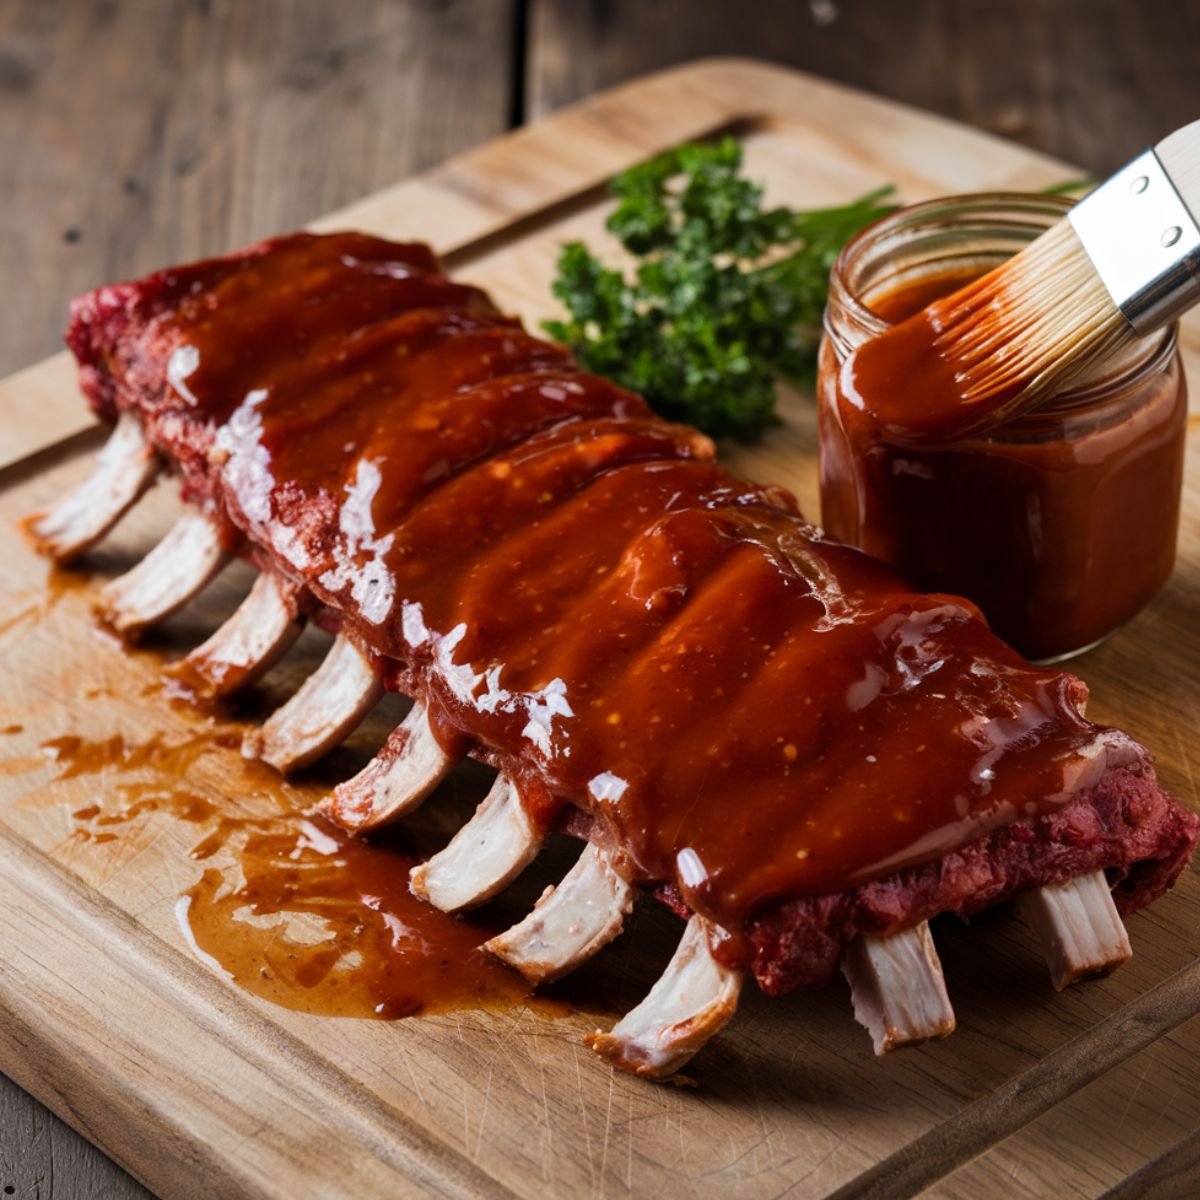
[29,713,539,1020]
[182,819,534,1019]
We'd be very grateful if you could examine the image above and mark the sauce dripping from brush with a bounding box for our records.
[839,264,1031,444]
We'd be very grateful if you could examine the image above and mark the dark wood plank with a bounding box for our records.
[0,0,517,378]
[827,959,1200,1200]
[0,1071,151,1199]
[528,0,1200,176]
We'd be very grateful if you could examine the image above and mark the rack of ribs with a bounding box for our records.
[26,232,1198,1079]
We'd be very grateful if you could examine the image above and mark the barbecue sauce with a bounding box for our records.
[70,232,1132,964]
[837,268,1032,445]
[181,820,536,1019]
[820,266,1187,660]
[28,718,538,1020]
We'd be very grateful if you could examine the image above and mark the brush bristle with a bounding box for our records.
[930,219,1136,406]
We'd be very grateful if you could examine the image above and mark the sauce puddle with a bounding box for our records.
[0,557,561,1026]
[181,820,538,1019]
[37,728,549,1021]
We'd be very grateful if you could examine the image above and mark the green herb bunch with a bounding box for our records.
[542,137,896,440]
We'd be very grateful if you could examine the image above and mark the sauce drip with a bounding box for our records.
[69,232,1124,956]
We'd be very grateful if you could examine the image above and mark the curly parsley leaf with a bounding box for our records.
[543,137,897,440]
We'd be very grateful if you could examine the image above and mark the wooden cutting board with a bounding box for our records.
[1,60,1198,1200]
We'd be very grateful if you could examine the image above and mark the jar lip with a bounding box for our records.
[828,191,1178,411]
[832,191,1077,332]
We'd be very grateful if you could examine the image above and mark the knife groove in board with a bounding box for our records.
[827,956,1200,1200]
[0,821,519,1200]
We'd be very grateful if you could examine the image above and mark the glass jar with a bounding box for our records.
[818,194,1187,662]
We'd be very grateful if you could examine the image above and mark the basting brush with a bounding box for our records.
[844,120,1200,443]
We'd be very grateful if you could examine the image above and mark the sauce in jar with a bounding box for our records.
[818,196,1188,661]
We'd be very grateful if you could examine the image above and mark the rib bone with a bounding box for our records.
[243,633,383,773]
[410,773,540,912]
[25,412,159,562]
[841,921,956,1055]
[586,915,742,1078]
[99,510,231,637]
[320,700,453,831]
[168,573,304,697]
[486,843,633,983]
[1018,871,1132,990]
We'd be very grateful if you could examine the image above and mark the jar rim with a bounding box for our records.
[828,191,1178,413]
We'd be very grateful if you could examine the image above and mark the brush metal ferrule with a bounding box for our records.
[1068,148,1200,335]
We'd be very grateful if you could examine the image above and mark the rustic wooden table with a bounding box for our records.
[2,2,1197,1196]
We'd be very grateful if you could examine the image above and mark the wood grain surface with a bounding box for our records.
[1101,1125,1200,1200]
[1,59,1199,1200]
[8,0,1200,380]
[1,2,511,1192]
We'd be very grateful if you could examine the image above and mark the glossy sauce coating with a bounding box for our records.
[73,233,1122,955]
[820,269,1187,660]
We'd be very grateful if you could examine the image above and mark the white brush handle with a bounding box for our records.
[1156,119,1200,224]
[1068,119,1200,335]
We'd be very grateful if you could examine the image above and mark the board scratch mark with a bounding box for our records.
[596,1064,617,1194]
[395,1049,428,1111]
[572,1047,597,1193]
[95,825,169,891]
[538,1033,559,1186]
[1114,1060,1153,1136]
[472,1064,496,1162]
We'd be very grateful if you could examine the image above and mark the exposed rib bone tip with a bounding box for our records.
[841,921,956,1055]
[586,915,742,1079]
[98,510,230,638]
[24,412,160,563]
[168,572,304,697]
[487,843,633,983]
[245,633,383,773]
[1018,871,1132,991]
[411,773,541,912]
[321,700,453,831]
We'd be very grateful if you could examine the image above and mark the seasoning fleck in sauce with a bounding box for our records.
[69,232,1130,964]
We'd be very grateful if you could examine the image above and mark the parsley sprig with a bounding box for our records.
[543,138,897,439]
